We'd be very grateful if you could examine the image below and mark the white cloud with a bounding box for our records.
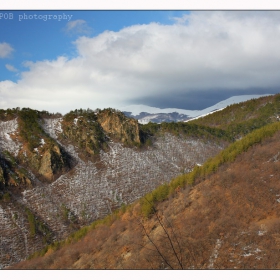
[0,42,14,58]
[5,64,18,72]
[1,11,280,113]
[64,19,92,35]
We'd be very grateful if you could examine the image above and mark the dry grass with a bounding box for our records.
[10,131,280,269]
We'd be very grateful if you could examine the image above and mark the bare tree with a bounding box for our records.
[137,198,184,269]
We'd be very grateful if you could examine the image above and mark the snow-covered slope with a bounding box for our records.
[0,118,21,156]
[121,94,273,124]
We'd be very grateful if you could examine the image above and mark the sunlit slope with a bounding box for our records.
[189,93,280,139]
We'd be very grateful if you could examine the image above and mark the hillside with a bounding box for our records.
[11,121,280,269]
[3,94,280,269]
[0,107,226,268]
[190,93,280,140]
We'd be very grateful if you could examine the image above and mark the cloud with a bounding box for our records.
[64,20,92,35]
[171,13,189,24]
[5,64,18,72]
[1,11,280,113]
[0,42,14,58]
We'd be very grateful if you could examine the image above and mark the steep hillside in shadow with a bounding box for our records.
[11,122,280,269]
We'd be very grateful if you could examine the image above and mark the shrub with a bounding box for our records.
[3,192,11,202]
[26,208,36,237]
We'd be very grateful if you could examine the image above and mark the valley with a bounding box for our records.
[12,119,280,269]
[2,9,280,271]
[2,93,280,269]
[0,108,225,268]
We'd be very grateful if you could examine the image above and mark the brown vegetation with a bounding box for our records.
[11,130,280,269]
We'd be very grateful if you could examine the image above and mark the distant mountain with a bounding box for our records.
[121,94,273,124]
[122,111,190,124]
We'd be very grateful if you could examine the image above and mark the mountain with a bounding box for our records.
[121,94,273,124]
[3,93,280,269]
[189,93,280,141]
[11,115,280,269]
[0,107,226,269]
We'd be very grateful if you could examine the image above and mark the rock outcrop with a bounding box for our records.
[0,153,32,193]
[60,110,108,157]
[97,108,141,145]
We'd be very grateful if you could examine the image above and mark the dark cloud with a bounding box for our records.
[130,87,280,110]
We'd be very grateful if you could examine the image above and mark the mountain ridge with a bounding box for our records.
[121,94,273,124]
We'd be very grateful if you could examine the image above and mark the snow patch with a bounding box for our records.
[138,115,162,124]
[242,252,253,257]
[208,239,222,269]
[257,230,266,236]
[184,107,225,122]
[42,118,63,139]
[4,133,11,141]
[241,246,262,258]
[0,118,21,156]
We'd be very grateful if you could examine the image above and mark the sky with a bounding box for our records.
[1,10,280,113]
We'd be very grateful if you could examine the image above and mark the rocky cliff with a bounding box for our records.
[97,108,141,145]
[60,109,108,159]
